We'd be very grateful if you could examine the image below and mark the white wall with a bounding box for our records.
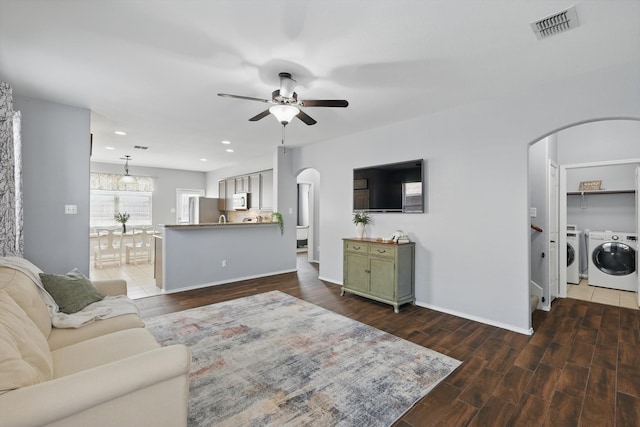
[91,161,206,226]
[293,61,640,334]
[14,95,91,274]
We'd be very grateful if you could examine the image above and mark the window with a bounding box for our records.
[90,190,153,227]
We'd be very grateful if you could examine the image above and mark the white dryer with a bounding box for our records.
[588,231,637,291]
[566,228,581,284]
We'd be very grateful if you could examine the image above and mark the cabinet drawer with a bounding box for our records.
[345,241,368,253]
[368,244,395,258]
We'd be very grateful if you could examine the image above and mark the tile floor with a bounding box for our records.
[568,278,638,310]
[89,259,162,300]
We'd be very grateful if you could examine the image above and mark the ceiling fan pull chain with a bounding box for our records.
[281,125,286,154]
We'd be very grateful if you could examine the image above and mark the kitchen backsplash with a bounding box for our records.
[228,209,274,224]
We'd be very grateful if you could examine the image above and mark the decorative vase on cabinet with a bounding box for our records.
[356,223,365,239]
[341,238,415,313]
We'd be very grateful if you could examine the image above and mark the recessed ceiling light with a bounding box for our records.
[200,158,208,162]
[105,146,115,150]
[114,131,127,136]
[226,149,234,153]
[221,140,231,145]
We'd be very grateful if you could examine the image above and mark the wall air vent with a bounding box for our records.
[133,145,149,150]
[531,6,579,40]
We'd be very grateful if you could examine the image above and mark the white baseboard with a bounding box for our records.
[163,268,298,294]
[415,300,534,336]
[319,276,341,285]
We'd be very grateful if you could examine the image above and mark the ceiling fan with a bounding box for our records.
[218,72,348,126]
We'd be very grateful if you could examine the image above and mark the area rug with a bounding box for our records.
[144,291,461,427]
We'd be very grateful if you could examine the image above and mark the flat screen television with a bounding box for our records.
[353,159,424,213]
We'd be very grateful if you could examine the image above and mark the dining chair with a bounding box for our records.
[94,228,123,269]
[125,226,154,265]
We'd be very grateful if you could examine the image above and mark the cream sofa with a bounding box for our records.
[0,266,191,427]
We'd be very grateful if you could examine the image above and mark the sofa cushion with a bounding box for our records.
[39,269,104,314]
[0,267,52,339]
[51,328,161,378]
[0,289,53,392]
[47,313,145,351]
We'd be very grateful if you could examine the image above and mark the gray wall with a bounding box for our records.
[14,95,91,274]
[91,161,206,226]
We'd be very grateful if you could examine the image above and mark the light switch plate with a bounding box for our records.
[64,205,78,215]
[529,207,537,218]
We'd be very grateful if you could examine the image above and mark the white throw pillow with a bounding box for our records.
[0,289,53,393]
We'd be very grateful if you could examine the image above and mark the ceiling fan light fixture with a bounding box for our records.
[269,104,299,125]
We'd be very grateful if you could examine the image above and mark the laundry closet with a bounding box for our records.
[566,164,637,291]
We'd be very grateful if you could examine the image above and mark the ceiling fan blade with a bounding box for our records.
[296,110,317,126]
[300,99,349,108]
[218,93,271,103]
[249,109,271,122]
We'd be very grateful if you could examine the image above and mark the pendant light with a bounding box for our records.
[119,155,136,184]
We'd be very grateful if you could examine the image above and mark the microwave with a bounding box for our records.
[233,193,248,210]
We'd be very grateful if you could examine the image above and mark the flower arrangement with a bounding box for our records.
[352,210,371,225]
[271,211,284,235]
[114,212,130,233]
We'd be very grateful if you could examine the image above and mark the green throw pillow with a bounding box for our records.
[39,269,104,314]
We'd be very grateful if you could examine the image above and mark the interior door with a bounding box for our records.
[636,166,639,306]
[549,161,559,301]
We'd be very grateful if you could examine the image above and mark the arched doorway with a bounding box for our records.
[528,118,640,317]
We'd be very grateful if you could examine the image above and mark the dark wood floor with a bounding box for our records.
[137,255,640,426]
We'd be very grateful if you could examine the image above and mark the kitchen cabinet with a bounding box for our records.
[249,174,260,209]
[342,238,415,313]
[218,180,226,210]
[218,169,274,211]
[260,170,274,210]
[235,176,249,193]
[225,179,235,210]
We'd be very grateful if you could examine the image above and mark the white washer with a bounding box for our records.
[588,231,637,291]
[566,229,581,284]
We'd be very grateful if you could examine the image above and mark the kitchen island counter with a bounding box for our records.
[158,222,294,293]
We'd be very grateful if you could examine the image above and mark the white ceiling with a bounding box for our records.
[1,1,638,172]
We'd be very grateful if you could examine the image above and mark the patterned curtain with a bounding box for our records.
[0,81,22,257]
[90,172,154,192]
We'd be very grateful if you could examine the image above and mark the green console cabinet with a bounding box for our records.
[341,238,415,313]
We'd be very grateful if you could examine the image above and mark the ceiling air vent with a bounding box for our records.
[531,6,579,40]
[133,145,149,150]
